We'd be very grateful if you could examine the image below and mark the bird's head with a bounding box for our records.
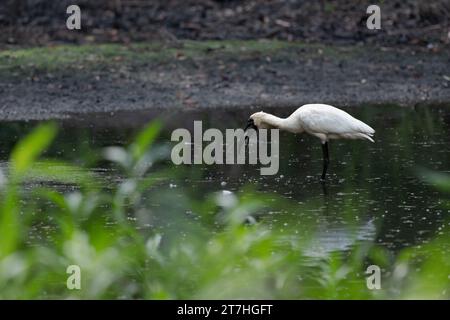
[244,111,265,146]
[244,111,266,131]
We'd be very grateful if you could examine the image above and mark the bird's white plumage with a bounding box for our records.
[293,104,375,142]
[250,104,375,143]
[248,104,374,179]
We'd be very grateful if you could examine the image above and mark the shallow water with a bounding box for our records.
[1,105,449,257]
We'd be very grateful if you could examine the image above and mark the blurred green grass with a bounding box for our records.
[0,40,366,76]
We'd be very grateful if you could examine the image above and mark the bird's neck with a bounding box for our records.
[262,113,302,133]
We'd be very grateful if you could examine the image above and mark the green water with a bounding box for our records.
[0,105,448,257]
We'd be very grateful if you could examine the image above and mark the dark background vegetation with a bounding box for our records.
[0,0,449,47]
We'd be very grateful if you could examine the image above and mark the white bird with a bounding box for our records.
[244,104,375,180]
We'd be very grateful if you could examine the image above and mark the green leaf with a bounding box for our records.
[130,121,162,161]
[0,184,20,258]
[10,123,58,176]
[25,160,94,188]
[36,188,70,211]
[417,168,450,193]
[103,146,130,169]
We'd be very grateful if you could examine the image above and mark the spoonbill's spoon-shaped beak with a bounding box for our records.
[244,118,258,146]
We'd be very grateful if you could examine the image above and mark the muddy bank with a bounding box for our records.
[0,40,449,121]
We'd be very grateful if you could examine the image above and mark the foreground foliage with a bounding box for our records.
[0,123,448,299]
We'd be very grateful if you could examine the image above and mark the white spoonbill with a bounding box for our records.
[244,104,375,180]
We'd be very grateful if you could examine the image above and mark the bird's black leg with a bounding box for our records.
[321,142,329,181]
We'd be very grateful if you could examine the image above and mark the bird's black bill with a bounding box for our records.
[244,119,258,146]
[244,119,257,132]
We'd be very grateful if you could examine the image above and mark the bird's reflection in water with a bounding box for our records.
[303,219,376,258]
[321,181,328,196]
[287,177,377,258]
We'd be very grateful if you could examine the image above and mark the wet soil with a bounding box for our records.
[0,41,449,121]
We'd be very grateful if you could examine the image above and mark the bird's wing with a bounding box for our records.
[297,105,375,135]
